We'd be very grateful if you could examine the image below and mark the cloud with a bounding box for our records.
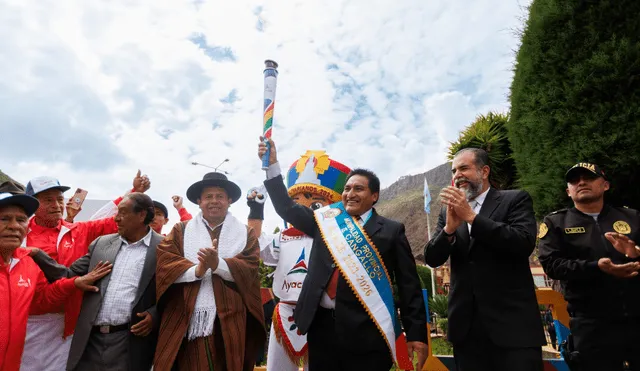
[0,0,530,233]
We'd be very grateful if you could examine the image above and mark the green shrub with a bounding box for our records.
[428,294,448,318]
[508,0,640,217]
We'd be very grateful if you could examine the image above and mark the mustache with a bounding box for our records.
[454,177,470,187]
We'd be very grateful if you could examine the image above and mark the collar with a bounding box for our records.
[470,187,491,207]
[120,227,153,247]
[28,217,75,234]
[358,208,373,225]
[200,214,224,231]
[571,204,610,218]
[2,248,30,271]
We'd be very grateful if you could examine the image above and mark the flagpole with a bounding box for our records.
[426,215,437,298]
[423,175,437,299]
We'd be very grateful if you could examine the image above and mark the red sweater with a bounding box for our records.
[0,248,78,371]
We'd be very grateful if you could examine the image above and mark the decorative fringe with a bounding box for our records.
[188,306,215,341]
[272,304,308,366]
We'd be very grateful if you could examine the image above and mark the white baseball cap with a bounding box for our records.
[25,176,70,197]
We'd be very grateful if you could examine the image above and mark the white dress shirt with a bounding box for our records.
[95,228,152,326]
[468,188,490,233]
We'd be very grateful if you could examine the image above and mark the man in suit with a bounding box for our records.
[29,192,161,371]
[258,138,428,371]
[424,148,545,371]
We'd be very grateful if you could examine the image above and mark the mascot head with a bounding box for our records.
[286,150,351,210]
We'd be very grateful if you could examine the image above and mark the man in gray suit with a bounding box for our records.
[30,192,162,371]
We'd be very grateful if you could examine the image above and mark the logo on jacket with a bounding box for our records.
[17,274,31,288]
[286,249,308,276]
[613,221,631,234]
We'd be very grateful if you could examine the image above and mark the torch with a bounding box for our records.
[261,59,279,169]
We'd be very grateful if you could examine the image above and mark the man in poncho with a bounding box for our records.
[154,172,265,371]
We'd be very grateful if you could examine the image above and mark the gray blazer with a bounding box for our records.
[33,230,163,371]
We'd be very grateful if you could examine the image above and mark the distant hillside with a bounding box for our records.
[376,162,451,262]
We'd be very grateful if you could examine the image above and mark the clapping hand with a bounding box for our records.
[605,232,640,259]
[440,186,476,224]
[198,239,220,272]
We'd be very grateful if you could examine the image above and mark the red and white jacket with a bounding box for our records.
[0,248,78,371]
[24,197,121,336]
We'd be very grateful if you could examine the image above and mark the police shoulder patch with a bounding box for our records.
[538,223,549,238]
[613,220,631,234]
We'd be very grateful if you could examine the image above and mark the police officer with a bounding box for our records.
[538,162,640,370]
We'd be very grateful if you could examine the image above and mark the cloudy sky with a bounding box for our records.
[1,0,530,233]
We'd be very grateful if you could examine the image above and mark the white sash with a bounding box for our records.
[314,202,412,370]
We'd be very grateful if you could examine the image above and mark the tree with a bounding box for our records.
[508,0,640,217]
[448,112,516,190]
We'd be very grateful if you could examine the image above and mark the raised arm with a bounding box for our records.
[260,138,317,236]
[424,208,454,267]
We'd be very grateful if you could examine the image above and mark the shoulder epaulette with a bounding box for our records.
[548,208,568,216]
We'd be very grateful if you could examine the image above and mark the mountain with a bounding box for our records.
[376,162,452,262]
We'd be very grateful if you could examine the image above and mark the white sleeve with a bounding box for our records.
[88,200,118,221]
[265,162,282,180]
[213,259,234,282]
[173,266,202,284]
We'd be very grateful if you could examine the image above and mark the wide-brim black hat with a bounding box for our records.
[152,201,169,218]
[0,192,40,217]
[186,172,241,204]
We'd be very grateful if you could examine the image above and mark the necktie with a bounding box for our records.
[326,215,364,299]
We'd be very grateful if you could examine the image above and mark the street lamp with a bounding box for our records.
[191,159,230,174]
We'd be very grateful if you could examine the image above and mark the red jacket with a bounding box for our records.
[0,248,78,371]
[25,199,120,336]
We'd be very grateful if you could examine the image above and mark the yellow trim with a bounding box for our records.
[288,184,342,203]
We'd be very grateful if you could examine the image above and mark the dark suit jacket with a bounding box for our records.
[424,188,545,347]
[33,230,162,371]
[265,175,427,353]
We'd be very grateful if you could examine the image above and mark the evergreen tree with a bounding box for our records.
[508,0,640,217]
